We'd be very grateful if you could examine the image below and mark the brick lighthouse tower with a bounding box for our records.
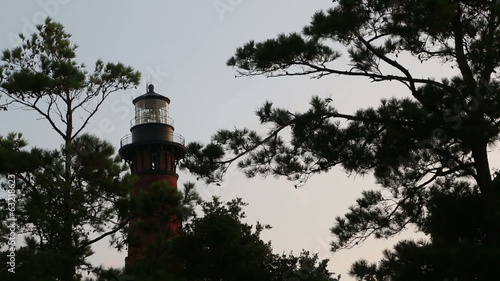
[119,84,186,268]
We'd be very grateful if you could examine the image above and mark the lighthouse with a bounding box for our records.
[119,84,186,268]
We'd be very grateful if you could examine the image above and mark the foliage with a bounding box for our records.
[350,181,498,281]
[178,181,202,222]
[270,251,341,281]
[127,195,338,281]
[0,18,140,141]
[0,18,140,281]
[181,1,500,279]
[83,267,133,281]
[126,181,184,278]
[0,133,134,281]
[169,197,274,281]
[83,183,200,281]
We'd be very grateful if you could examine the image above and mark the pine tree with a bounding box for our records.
[0,18,140,281]
[182,1,500,279]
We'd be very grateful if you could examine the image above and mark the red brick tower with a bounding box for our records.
[119,84,186,268]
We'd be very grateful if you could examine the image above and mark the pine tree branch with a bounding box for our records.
[4,93,66,140]
[78,217,131,249]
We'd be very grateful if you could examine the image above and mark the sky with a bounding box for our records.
[0,1,447,280]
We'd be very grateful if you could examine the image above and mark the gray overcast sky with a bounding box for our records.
[0,1,440,279]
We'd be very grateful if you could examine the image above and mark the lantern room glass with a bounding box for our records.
[134,99,169,126]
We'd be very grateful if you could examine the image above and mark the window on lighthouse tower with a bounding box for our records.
[151,152,159,170]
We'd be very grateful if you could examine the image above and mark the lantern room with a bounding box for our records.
[133,84,171,126]
[119,84,186,175]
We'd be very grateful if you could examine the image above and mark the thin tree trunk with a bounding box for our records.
[61,95,76,281]
[471,143,499,247]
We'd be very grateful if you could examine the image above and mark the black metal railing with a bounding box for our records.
[120,133,186,147]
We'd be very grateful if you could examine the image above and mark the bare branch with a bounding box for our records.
[79,217,131,249]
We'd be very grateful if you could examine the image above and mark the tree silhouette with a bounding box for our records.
[181,1,500,279]
[0,18,139,281]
